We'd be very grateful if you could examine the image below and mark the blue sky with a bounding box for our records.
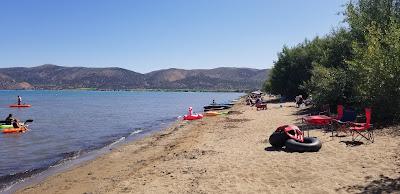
[0,0,347,73]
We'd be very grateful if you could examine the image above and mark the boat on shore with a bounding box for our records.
[203,103,233,112]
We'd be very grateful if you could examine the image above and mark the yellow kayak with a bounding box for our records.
[205,111,221,116]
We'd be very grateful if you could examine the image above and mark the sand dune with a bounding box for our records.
[17,102,400,194]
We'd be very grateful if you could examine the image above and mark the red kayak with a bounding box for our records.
[9,104,31,108]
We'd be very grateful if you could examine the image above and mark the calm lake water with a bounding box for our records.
[0,90,242,189]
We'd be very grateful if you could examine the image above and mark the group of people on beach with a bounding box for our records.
[295,95,313,108]
[246,96,259,106]
[246,94,267,110]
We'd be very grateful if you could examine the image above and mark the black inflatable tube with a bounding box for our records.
[285,137,322,152]
[269,131,289,148]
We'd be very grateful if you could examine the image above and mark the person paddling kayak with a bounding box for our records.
[4,114,23,128]
[5,114,17,125]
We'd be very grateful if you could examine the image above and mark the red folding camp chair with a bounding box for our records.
[349,108,374,143]
[328,105,343,136]
[331,106,356,137]
[335,105,343,120]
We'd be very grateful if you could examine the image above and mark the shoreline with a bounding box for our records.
[14,101,400,194]
[0,90,243,193]
[0,89,249,93]
[1,118,179,193]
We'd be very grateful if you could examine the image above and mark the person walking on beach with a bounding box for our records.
[296,95,303,108]
[17,96,22,105]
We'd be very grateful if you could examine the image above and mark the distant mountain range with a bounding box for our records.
[0,64,269,91]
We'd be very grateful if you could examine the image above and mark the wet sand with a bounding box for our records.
[17,102,400,194]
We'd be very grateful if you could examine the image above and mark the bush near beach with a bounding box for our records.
[264,0,400,124]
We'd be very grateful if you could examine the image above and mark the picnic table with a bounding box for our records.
[302,115,333,136]
[303,115,332,125]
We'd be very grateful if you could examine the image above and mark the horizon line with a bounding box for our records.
[0,64,269,74]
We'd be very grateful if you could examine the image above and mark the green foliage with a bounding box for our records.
[348,19,400,122]
[312,29,354,69]
[303,65,355,107]
[266,0,400,123]
[262,79,271,93]
[344,0,400,122]
[301,29,356,109]
[268,29,353,100]
[268,43,316,98]
[346,0,400,42]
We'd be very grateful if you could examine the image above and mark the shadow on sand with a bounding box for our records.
[339,140,364,147]
[336,175,400,194]
[292,107,315,116]
[264,146,283,152]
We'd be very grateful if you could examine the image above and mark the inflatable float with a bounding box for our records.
[183,107,203,120]
[285,137,322,152]
[268,125,322,152]
[269,125,303,147]
[9,104,31,108]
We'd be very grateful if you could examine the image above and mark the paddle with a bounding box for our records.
[24,119,33,124]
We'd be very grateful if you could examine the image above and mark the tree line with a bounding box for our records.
[264,0,400,123]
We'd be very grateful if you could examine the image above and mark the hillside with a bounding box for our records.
[0,73,34,90]
[0,65,269,91]
[146,68,269,90]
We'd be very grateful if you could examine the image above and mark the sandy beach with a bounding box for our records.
[17,101,400,194]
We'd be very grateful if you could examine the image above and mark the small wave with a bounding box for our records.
[52,150,83,167]
[130,129,143,136]
[108,136,125,147]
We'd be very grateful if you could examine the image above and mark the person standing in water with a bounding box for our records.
[17,96,22,105]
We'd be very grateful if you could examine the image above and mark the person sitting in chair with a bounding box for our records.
[255,97,267,110]
[255,97,262,105]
